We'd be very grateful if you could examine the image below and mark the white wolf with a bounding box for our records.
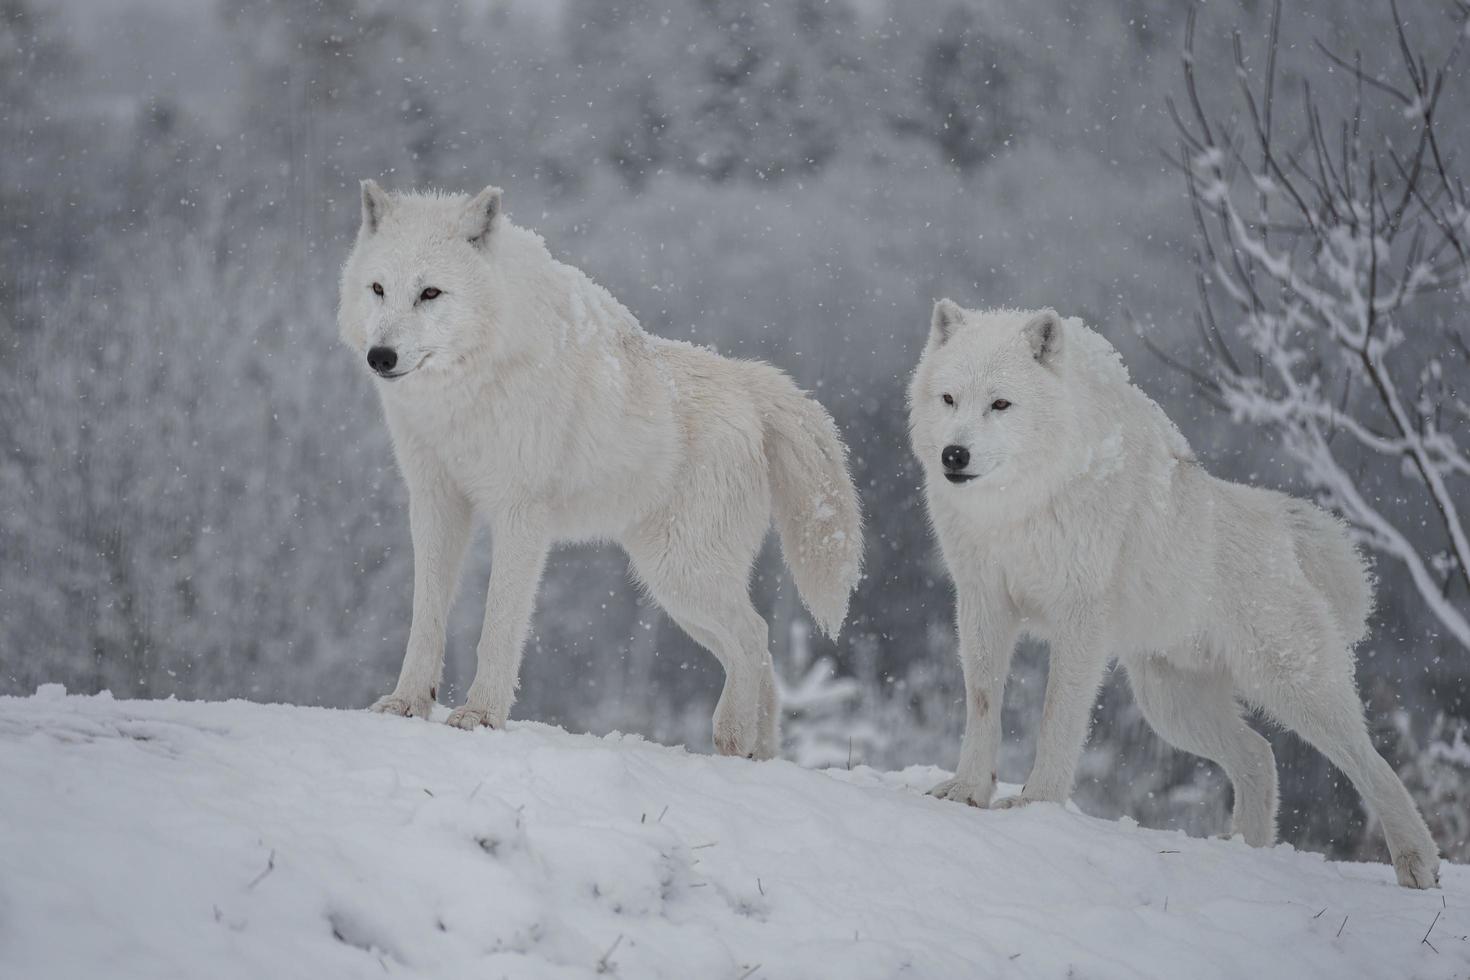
[908,301,1439,888]
[337,181,862,759]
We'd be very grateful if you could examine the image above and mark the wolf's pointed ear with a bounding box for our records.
[461,185,503,248]
[360,179,391,234]
[1023,310,1063,364]
[930,299,965,347]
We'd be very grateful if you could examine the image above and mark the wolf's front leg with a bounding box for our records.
[999,624,1109,808]
[446,511,550,730]
[930,589,1018,808]
[371,468,473,719]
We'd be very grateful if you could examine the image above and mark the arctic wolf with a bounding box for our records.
[337,181,862,759]
[908,301,1439,888]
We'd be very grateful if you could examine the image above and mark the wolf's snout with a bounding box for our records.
[367,346,399,376]
[941,445,970,471]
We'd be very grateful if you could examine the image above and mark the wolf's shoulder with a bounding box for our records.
[1064,319,1196,463]
[1061,317,1132,390]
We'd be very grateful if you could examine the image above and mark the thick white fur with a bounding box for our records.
[908,301,1440,889]
[338,181,862,760]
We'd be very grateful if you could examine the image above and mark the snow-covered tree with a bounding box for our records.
[1385,711,1470,861]
[778,620,885,768]
[1167,0,1470,650]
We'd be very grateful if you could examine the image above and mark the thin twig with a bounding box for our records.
[596,934,624,974]
[1314,41,1412,104]
[1422,909,1442,954]
[247,849,276,890]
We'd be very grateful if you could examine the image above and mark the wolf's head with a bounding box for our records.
[337,180,507,382]
[908,302,1081,510]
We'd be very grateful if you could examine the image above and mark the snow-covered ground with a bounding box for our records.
[2,688,1466,979]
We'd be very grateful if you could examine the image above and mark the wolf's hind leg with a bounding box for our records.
[626,466,775,759]
[658,592,773,759]
[1127,657,1278,845]
[629,527,772,758]
[1253,653,1439,888]
[709,601,773,760]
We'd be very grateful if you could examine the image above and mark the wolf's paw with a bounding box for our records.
[713,691,758,759]
[370,692,433,719]
[445,705,501,731]
[1227,820,1276,849]
[713,723,756,759]
[928,777,994,809]
[1393,849,1440,889]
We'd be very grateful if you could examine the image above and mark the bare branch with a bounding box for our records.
[1138,329,1227,411]
[1313,40,1412,104]
[1162,0,1470,648]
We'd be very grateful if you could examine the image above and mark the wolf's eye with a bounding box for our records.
[419,287,441,302]
[991,398,1011,411]
[941,393,955,407]
[371,282,384,297]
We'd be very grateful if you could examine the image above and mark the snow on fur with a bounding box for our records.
[2,690,1466,979]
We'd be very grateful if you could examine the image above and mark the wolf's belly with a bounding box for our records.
[452,437,680,546]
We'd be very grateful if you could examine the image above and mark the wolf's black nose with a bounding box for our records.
[367,346,398,375]
[942,445,970,471]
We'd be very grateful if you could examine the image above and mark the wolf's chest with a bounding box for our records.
[389,392,540,498]
[982,509,1123,618]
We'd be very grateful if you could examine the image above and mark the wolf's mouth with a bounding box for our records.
[376,354,432,381]
[944,473,978,484]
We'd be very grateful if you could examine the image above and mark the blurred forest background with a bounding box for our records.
[2,0,1467,864]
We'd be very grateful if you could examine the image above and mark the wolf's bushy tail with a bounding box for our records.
[763,380,863,637]
[1285,499,1374,646]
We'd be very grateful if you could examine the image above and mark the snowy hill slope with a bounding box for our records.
[1,689,1466,979]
